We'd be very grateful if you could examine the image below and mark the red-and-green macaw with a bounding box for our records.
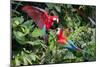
[21,6,59,35]
[57,28,80,51]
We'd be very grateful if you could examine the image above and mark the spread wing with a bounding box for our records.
[21,6,48,29]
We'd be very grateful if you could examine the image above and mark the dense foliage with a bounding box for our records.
[11,1,96,66]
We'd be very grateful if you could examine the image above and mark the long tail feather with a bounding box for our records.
[41,25,46,35]
[63,40,80,51]
[41,25,48,43]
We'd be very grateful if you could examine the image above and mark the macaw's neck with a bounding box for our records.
[45,23,51,31]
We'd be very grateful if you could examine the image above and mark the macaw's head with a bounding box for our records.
[52,16,59,23]
[48,16,59,29]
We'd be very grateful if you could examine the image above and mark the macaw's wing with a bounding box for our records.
[21,6,48,29]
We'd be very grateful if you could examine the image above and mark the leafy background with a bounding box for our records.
[11,1,96,66]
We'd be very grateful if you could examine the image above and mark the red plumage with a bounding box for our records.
[57,28,67,45]
[21,6,58,30]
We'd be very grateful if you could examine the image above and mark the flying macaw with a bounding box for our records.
[21,6,59,35]
[57,28,80,51]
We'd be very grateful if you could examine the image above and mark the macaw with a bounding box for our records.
[21,6,59,35]
[57,28,80,51]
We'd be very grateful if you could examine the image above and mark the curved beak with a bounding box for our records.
[56,28,61,34]
[56,18,59,23]
[53,17,59,23]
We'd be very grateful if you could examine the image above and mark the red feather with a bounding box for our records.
[21,6,58,30]
[57,28,67,45]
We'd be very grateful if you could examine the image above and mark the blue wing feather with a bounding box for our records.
[63,40,80,51]
[41,25,48,42]
[41,25,46,35]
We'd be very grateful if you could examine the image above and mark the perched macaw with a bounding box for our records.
[21,6,59,35]
[57,28,80,51]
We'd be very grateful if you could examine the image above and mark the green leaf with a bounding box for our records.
[25,55,32,64]
[23,56,28,65]
[46,4,55,9]
[13,16,24,24]
[13,31,27,44]
[23,20,33,28]
[20,25,30,36]
[21,51,28,65]
[25,40,41,46]
[12,10,20,15]
[17,31,24,37]
[31,28,44,37]
[12,16,24,28]
[64,51,76,59]
[29,54,36,61]
[15,57,20,66]
[54,6,61,13]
